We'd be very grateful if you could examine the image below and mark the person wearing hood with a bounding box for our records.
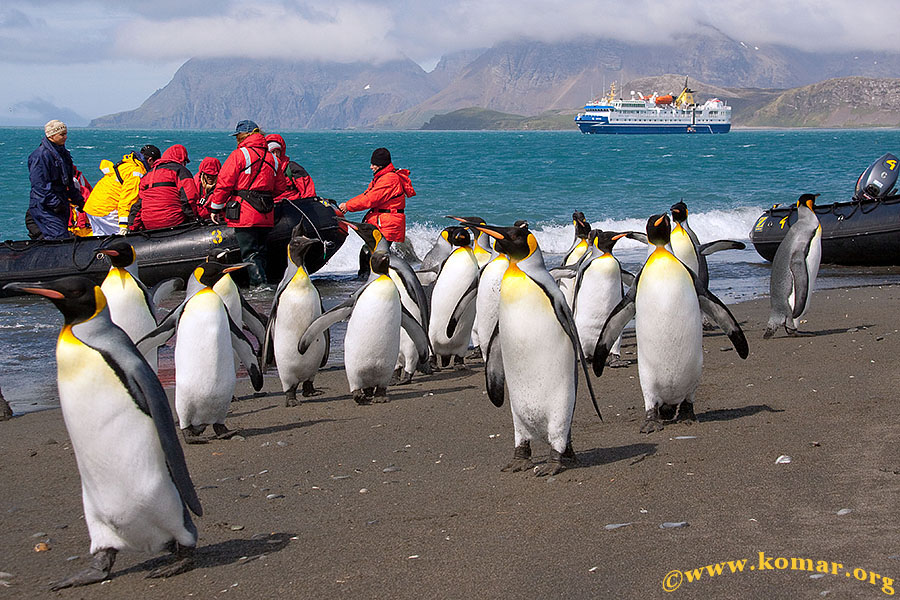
[193,157,221,219]
[339,147,415,279]
[266,134,316,202]
[129,144,200,231]
[26,120,83,240]
[208,120,288,286]
[84,144,159,235]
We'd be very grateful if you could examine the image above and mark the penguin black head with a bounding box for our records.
[288,235,324,266]
[573,211,591,239]
[340,218,383,250]
[798,193,820,210]
[447,226,471,248]
[670,201,688,224]
[463,222,535,261]
[646,213,672,247]
[193,261,245,288]
[97,240,136,268]
[4,276,105,325]
[513,219,529,229]
[589,230,622,254]
[370,251,391,276]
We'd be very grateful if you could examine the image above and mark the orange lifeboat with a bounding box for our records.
[655,95,674,105]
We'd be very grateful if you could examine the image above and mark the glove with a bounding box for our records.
[117,227,128,235]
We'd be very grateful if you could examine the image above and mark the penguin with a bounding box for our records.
[592,214,749,433]
[4,276,201,589]
[429,226,479,369]
[262,234,329,406]
[572,230,629,367]
[472,245,509,359]
[298,252,429,404]
[137,262,262,443]
[417,226,456,286]
[342,219,431,384]
[96,240,181,371]
[457,220,601,476]
[210,262,268,353]
[764,193,822,339]
[558,211,592,307]
[669,200,745,290]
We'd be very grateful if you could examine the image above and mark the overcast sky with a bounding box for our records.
[3,0,900,125]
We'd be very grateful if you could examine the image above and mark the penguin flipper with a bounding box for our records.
[594,287,637,377]
[483,325,505,407]
[135,300,185,356]
[446,279,479,338]
[788,252,811,319]
[150,277,184,310]
[700,240,745,255]
[620,268,635,287]
[697,291,749,359]
[228,315,263,391]
[549,264,578,281]
[239,294,268,345]
[401,306,431,364]
[298,304,353,354]
[625,231,649,245]
[390,257,431,333]
[73,316,202,517]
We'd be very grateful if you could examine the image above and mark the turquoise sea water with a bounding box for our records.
[3,127,900,410]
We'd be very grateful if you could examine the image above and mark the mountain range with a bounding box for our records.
[90,28,900,130]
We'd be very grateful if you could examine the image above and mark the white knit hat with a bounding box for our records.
[44,120,67,138]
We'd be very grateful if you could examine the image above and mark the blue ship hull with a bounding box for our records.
[576,122,731,134]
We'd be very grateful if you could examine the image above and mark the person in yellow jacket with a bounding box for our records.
[84,145,159,235]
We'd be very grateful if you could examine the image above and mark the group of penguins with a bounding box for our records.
[5,194,823,589]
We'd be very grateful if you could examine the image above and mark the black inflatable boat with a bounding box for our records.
[750,153,900,266]
[0,197,347,295]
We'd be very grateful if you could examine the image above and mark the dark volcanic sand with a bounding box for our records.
[2,286,900,599]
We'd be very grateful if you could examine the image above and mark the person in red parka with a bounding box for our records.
[339,147,415,279]
[193,156,221,220]
[266,134,316,202]
[129,144,199,231]
[208,120,287,286]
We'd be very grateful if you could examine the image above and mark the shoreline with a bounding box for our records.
[3,285,900,597]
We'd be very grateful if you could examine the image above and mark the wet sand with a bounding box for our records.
[2,286,900,598]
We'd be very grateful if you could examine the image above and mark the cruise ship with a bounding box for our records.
[574,81,731,134]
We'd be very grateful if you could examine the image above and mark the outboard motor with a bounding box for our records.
[854,153,899,201]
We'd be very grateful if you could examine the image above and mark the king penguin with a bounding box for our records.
[210,260,268,354]
[262,234,329,406]
[138,262,262,443]
[298,252,429,404]
[669,200,745,290]
[572,230,630,368]
[96,240,180,372]
[459,220,601,476]
[4,276,201,589]
[558,211,592,307]
[417,227,456,286]
[764,193,822,338]
[593,214,749,433]
[429,226,479,369]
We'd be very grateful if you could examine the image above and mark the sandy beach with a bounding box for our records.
[2,285,900,599]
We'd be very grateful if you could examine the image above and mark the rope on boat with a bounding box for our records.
[284,197,332,261]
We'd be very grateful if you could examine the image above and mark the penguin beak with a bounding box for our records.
[612,233,628,241]
[3,282,65,299]
[97,249,120,257]
[472,226,504,240]
[654,215,666,227]
[338,218,360,231]
[223,263,251,274]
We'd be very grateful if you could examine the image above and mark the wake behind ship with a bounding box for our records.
[575,80,731,134]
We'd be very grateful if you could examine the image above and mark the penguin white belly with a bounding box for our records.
[429,251,478,358]
[345,278,401,391]
[558,243,587,307]
[102,272,158,369]
[174,290,235,427]
[670,230,699,274]
[499,270,575,451]
[634,257,703,411]
[574,256,623,358]
[793,227,822,325]
[389,268,422,374]
[56,330,194,554]
[475,258,508,349]
[273,276,324,391]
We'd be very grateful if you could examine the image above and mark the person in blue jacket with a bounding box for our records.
[27,120,83,239]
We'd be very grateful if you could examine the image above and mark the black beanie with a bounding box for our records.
[371,147,391,168]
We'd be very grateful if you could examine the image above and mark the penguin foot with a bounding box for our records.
[606,354,629,369]
[181,427,208,445]
[657,403,677,421]
[428,356,440,372]
[465,347,482,361]
[213,423,239,439]
[417,359,433,375]
[763,327,776,339]
[640,409,665,434]
[453,356,469,371]
[301,380,321,397]
[395,371,414,386]
[353,389,373,405]
[372,387,390,403]
[440,356,451,368]
[50,548,117,590]
[501,442,533,472]
[285,386,299,407]
[147,543,194,579]
[675,400,697,423]
[534,453,565,477]
[561,442,579,466]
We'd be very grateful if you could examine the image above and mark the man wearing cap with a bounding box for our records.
[26,120,83,239]
[208,120,287,286]
[83,145,159,235]
[339,147,416,278]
